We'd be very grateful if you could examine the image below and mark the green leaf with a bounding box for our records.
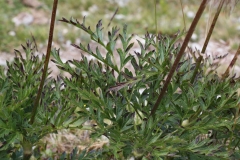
[69,117,88,128]
[121,119,133,132]
[123,143,133,158]
[123,55,133,67]
[59,152,66,160]
[78,149,87,159]
[147,133,162,145]
[125,42,134,53]
[96,47,104,60]
[0,133,20,151]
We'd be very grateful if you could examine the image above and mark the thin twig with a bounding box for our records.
[150,0,208,117]
[222,44,240,78]
[233,104,240,130]
[107,7,118,27]
[30,0,58,124]
[31,33,38,52]
[155,0,158,35]
[191,0,224,83]
[229,103,240,151]
[180,0,186,31]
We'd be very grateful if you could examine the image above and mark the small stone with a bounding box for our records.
[21,0,42,8]
[12,12,34,26]
[9,31,16,36]
[181,119,189,127]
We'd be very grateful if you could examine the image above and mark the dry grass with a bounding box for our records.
[39,127,109,158]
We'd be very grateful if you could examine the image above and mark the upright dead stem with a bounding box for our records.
[30,0,58,124]
[190,0,224,83]
[107,7,118,27]
[209,0,239,14]
[155,0,158,35]
[229,103,240,151]
[150,0,208,117]
[180,0,186,31]
[222,44,240,78]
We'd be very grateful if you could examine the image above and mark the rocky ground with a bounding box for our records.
[1,0,239,78]
[1,34,239,78]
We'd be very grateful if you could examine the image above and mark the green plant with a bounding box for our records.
[51,14,239,159]
[1,0,240,159]
[0,38,87,159]
[0,1,85,159]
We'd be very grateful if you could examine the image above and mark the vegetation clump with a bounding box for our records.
[0,0,240,159]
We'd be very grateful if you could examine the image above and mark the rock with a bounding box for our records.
[12,9,48,26]
[30,9,49,25]
[21,0,42,8]
[12,12,34,26]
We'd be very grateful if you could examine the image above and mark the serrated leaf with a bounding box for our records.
[96,47,104,60]
[131,58,141,70]
[96,20,103,42]
[137,39,145,55]
[117,48,124,67]
[106,41,116,54]
[119,34,127,49]
[125,42,134,53]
